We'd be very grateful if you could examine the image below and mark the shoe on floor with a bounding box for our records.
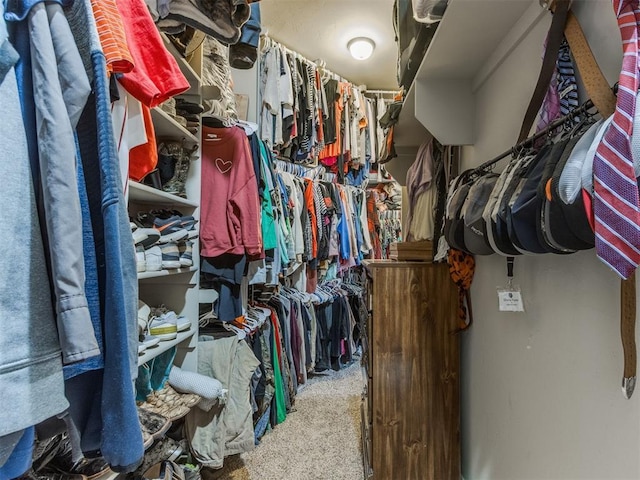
[145,246,163,271]
[143,460,185,480]
[47,434,110,479]
[138,407,171,450]
[134,438,183,478]
[148,316,178,341]
[160,242,182,269]
[15,469,86,480]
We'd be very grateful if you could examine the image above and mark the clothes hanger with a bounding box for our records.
[202,115,230,128]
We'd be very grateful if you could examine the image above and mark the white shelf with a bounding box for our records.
[138,266,198,280]
[138,328,195,367]
[151,107,199,145]
[407,0,545,145]
[160,32,202,96]
[395,82,430,148]
[129,181,199,208]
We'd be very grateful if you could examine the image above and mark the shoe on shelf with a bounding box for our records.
[141,334,161,350]
[137,212,188,244]
[163,144,196,199]
[138,390,190,423]
[150,209,198,234]
[155,384,201,413]
[176,98,205,115]
[134,228,162,248]
[145,246,163,271]
[138,407,171,450]
[138,300,151,334]
[148,316,178,341]
[178,241,193,267]
[160,242,182,269]
[151,307,190,332]
[154,216,189,244]
[136,245,147,273]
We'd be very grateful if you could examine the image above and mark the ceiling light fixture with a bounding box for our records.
[348,37,375,61]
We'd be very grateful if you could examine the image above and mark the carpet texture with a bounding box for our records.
[202,362,364,480]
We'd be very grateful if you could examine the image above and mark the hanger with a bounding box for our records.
[202,115,229,128]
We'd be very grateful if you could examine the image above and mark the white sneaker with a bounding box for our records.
[148,316,178,341]
[135,245,146,273]
[138,300,151,335]
[141,334,161,349]
[151,308,191,332]
[145,246,163,271]
[133,228,161,248]
[160,242,181,269]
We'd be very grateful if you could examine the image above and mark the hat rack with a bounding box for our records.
[469,97,597,179]
[468,82,619,180]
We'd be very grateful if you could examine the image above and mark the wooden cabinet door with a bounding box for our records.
[370,263,460,480]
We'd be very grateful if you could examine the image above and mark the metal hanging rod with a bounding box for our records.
[260,33,349,83]
[470,99,595,176]
[471,83,617,177]
[364,89,401,95]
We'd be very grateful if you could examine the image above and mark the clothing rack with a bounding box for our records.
[364,89,402,98]
[275,159,334,181]
[260,34,349,83]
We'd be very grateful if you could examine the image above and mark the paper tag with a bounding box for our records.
[497,287,524,312]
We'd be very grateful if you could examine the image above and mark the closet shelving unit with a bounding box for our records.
[396,0,545,147]
[160,32,202,96]
[100,31,208,480]
[150,107,199,144]
[128,34,205,378]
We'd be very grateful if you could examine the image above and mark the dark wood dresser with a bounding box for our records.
[361,260,460,480]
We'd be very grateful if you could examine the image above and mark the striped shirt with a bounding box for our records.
[91,0,134,74]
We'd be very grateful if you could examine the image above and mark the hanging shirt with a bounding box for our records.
[115,0,189,106]
[201,126,262,257]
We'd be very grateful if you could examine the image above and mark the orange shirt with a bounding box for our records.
[319,82,349,160]
[91,0,134,74]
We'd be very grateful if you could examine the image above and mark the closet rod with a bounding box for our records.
[365,89,401,95]
[260,33,349,83]
[470,98,594,176]
[471,83,618,177]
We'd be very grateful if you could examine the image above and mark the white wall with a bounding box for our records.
[461,2,640,479]
[231,64,259,123]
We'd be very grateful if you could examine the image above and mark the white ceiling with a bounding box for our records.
[260,0,399,90]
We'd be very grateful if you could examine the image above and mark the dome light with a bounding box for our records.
[348,37,375,61]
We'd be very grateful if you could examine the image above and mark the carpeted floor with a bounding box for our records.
[202,362,364,480]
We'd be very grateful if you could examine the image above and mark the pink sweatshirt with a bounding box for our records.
[200,125,262,257]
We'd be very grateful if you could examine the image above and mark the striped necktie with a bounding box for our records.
[593,0,640,279]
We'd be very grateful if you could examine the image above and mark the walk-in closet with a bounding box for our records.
[2,0,640,479]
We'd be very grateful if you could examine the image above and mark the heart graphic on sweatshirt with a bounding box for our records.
[215,158,232,174]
